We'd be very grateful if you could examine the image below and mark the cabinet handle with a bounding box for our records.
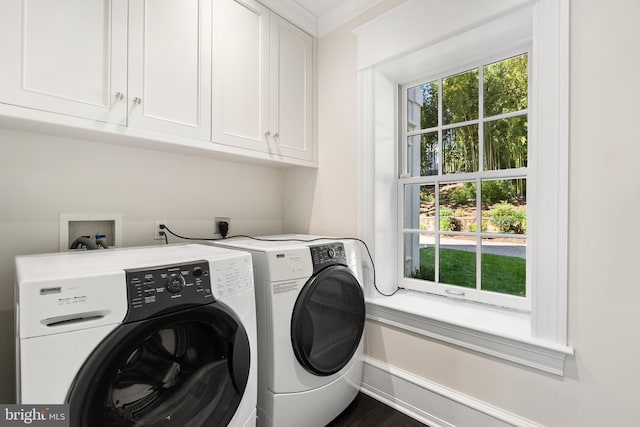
[133,97,142,105]
[114,92,124,101]
[273,132,279,139]
[265,131,271,138]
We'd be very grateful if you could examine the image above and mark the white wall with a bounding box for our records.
[299,0,640,425]
[282,0,406,236]
[0,128,285,402]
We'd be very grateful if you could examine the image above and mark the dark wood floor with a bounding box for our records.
[327,393,428,427]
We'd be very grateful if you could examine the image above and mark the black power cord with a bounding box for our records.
[158,225,400,297]
[160,224,227,241]
[229,235,400,297]
[159,229,168,245]
[218,221,229,238]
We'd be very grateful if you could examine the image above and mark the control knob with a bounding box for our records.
[166,273,185,293]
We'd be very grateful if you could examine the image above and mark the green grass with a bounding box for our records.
[411,247,525,296]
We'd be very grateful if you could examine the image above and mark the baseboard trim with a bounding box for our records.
[361,356,543,427]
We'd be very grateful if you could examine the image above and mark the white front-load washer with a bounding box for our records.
[15,244,257,427]
[210,235,366,427]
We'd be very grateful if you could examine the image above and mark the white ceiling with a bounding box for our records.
[259,0,386,36]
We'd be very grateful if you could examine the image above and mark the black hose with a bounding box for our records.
[70,237,99,250]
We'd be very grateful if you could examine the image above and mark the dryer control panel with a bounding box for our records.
[123,260,213,323]
[310,243,347,274]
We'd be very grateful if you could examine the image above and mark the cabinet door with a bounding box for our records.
[0,0,127,124]
[269,14,314,161]
[212,0,269,152]
[128,0,212,140]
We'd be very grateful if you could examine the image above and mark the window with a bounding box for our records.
[355,0,571,373]
[401,53,530,311]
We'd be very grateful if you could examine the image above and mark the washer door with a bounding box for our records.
[66,302,250,427]
[290,265,365,376]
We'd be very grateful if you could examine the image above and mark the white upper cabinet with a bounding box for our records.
[212,0,314,162]
[0,0,315,166]
[0,0,128,124]
[269,14,313,162]
[212,0,270,152]
[128,0,212,139]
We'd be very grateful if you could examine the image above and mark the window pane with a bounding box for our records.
[484,54,528,117]
[443,124,479,174]
[404,184,435,231]
[480,179,527,235]
[408,133,438,177]
[484,115,528,170]
[407,81,439,131]
[481,237,526,296]
[440,234,476,288]
[403,233,435,281]
[439,182,476,232]
[443,69,478,125]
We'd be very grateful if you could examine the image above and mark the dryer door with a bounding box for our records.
[291,264,365,376]
[66,302,250,427]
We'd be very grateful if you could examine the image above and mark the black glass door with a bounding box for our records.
[291,265,365,376]
[67,302,250,427]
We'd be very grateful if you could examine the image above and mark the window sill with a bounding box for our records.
[365,290,573,375]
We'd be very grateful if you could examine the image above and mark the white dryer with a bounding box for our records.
[15,244,257,427]
[211,235,366,427]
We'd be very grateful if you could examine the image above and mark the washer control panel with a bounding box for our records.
[123,260,213,323]
[310,243,346,274]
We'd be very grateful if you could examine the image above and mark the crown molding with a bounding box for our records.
[259,0,387,37]
[318,0,385,36]
[258,0,318,35]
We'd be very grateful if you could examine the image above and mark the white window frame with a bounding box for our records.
[355,0,573,374]
[399,50,531,311]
